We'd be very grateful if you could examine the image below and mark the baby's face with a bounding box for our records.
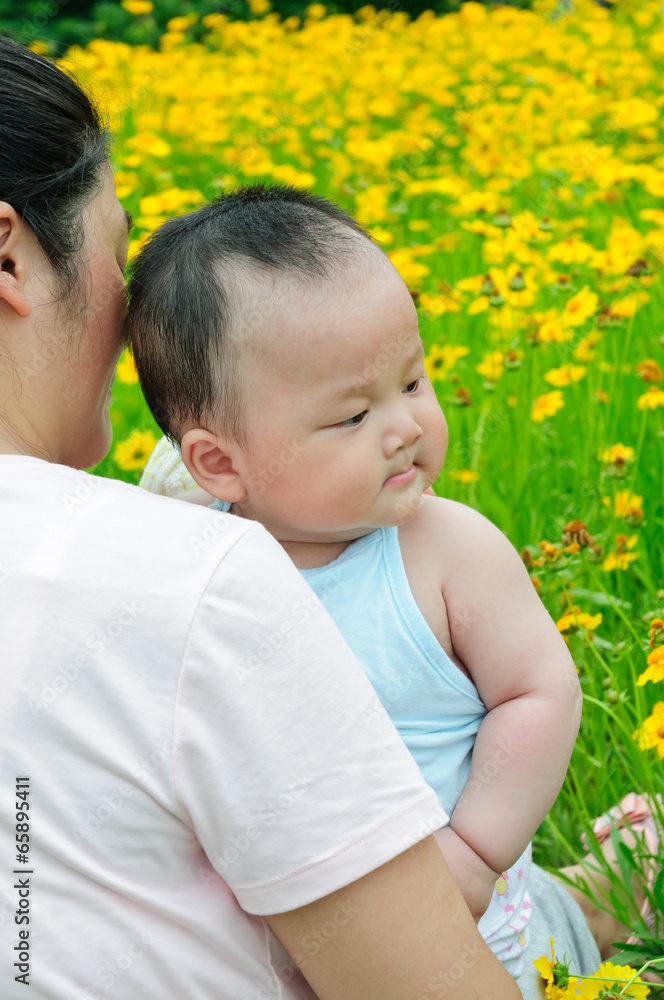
[233,256,448,544]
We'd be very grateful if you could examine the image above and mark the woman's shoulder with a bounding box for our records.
[1,454,259,579]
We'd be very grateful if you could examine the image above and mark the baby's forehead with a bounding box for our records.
[233,250,392,350]
[234,256,420,399]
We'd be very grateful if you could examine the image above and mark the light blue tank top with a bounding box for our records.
[299,526,488,816]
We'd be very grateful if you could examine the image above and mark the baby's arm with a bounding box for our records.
[420,497,582,910]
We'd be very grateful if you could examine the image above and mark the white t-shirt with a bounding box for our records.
[0,457,447,1000]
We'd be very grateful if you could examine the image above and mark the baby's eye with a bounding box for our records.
[338,411,367,427]
[403,378,422,394]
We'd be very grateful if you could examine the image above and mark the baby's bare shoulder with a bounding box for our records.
[405,495,526,588]
[407,495,505,551]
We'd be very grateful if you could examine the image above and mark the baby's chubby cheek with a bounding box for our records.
[426,410,449,479]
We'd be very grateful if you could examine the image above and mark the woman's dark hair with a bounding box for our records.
[0,37,110,298]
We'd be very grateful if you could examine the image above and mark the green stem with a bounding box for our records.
[621,957,664,994]
[468,400,490,507]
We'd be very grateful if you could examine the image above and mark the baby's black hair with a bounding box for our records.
[127,183,380,445]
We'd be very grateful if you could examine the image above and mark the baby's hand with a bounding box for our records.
[434,826,500,923]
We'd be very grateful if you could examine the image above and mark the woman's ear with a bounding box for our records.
[180,428,248,503]
[0,205,31,319]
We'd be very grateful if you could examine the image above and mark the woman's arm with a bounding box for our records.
[268,834,522,1000]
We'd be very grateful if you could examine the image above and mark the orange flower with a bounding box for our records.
[636,358,664,383]
[649,617,664,648]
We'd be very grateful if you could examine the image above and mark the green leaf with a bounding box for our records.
[570,588,633,609]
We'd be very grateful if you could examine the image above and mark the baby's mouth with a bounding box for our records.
[383,464,417,487]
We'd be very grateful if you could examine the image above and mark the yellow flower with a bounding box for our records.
[115,351,139,385]
[532,309,573,344]
[574,331,602,363]
[476,351,504,380]
[167,15,197,31]
[367,226,394,246]
[556,609,603,634]
[609,291,649,319]
[531,391,564,423]
[387,249,430,284]
[533,939,578,999]
[636,646,664,687]
[121,0,153,13]
[547,238,595,265]
[138,188,205,216]
[598,444,635,465]
[543,365,586,388]
[449,470,480,483]
[634,701,664,759]
[637,386,664,410]
[601,490,643,522]
[127,133,171,159]
[113,430,158,473]
[248,0,271,13]
[562,287,599,328]
[419,292,462,317]
[602,490,643,521]
[467,296,490,315]
[424,344,470,382]
[602,535,639,572]
[578,960,649,998]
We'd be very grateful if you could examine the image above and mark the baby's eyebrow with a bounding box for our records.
[331,344,424,399]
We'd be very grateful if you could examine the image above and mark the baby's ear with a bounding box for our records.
[180,428,248,503]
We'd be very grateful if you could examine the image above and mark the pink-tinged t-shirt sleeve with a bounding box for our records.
[173,524,448,915]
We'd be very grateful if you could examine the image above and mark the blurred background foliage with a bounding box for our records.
[0,0,534,53]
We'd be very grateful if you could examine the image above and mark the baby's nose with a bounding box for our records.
[383,413,423,457]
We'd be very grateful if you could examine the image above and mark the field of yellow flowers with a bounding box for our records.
[59,0,664,981]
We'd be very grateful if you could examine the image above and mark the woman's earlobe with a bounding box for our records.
[0,211,31,318]
[0,269,30,318]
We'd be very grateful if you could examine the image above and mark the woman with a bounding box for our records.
[0,37,522,1000]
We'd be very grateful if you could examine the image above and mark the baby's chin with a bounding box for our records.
[390,485,426,523]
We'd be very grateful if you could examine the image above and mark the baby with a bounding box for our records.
[130,184,582,979]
